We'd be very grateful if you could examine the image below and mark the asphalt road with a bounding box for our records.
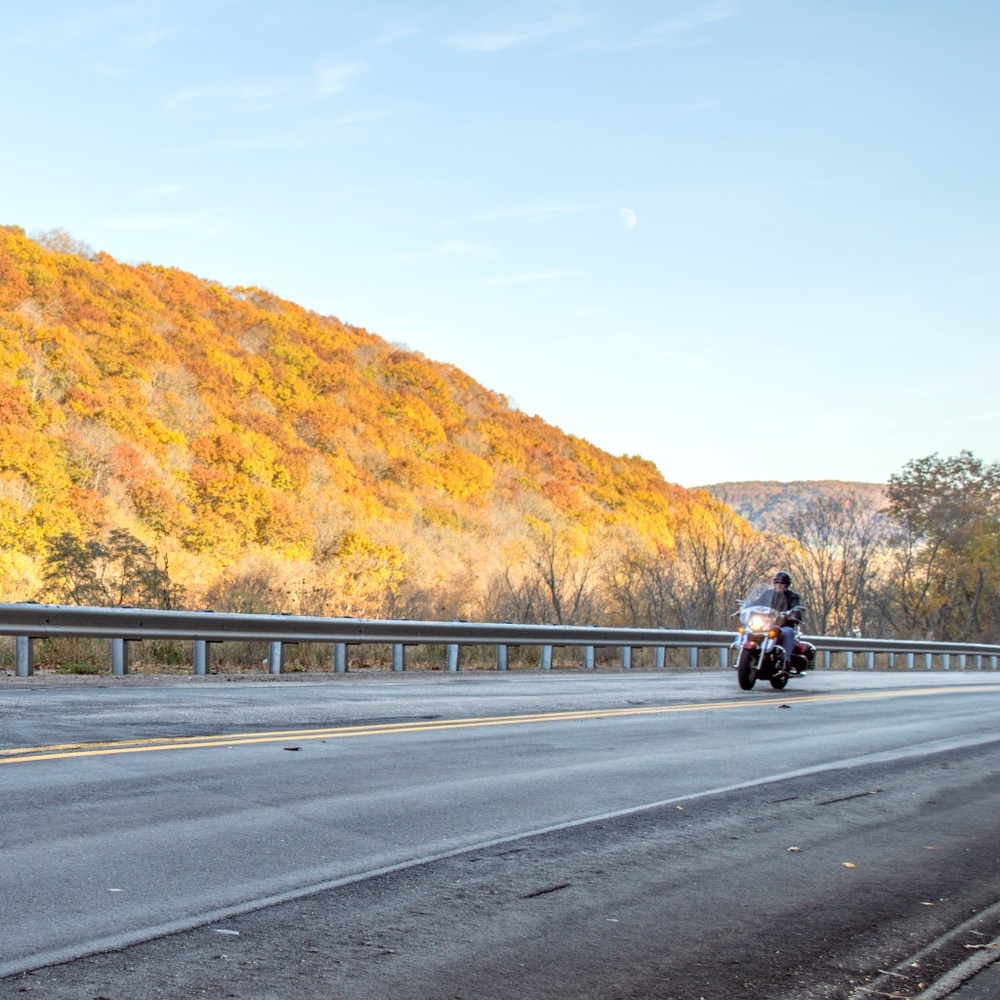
[2,669,1000,999]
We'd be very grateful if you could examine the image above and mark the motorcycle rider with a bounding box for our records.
[754,571,803,672]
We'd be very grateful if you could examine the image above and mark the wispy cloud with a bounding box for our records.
[316,60,366,96]
[391,240,497,262]
[486,268,586,285]
[654,1,737,35]
[13,4,164,48]
[116,26,173,51]
[165,60,367,116]
[166,79,291,114]
[12,4,177,76]
[446,10,589,53]
[564,2,736,52]
[374,20,420,45]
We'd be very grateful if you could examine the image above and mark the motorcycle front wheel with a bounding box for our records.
[737,647,758,690]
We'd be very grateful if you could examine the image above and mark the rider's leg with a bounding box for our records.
[780,627,796,668]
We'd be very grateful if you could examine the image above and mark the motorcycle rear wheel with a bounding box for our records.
[737,647,758,690]
[769,673,788,690]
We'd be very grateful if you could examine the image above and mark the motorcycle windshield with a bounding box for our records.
[741,580,780,613]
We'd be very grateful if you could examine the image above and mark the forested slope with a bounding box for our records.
[0,225,731,622]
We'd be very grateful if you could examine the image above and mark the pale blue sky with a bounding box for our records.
[2,1,997,486]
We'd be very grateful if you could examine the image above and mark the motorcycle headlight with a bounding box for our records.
[749,615,767,631]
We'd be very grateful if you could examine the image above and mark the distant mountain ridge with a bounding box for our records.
[700,480,887,533]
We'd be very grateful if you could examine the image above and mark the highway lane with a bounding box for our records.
[2,670,1000,997]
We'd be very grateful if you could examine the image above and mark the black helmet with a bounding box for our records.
[773,571,792,586]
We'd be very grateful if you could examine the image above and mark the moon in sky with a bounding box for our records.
[620,208,638,229]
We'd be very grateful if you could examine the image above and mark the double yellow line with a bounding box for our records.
[2,685,997,765]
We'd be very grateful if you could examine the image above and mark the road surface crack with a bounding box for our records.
[521,883,572,899]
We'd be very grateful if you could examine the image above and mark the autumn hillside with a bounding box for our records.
[0,226,735,622]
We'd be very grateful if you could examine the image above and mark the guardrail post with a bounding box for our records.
[942,653,951,671]
[541,645,553,670]
[866,651,875,670]
[718,646,728,669]
[655,646,665,669]
[958,654,967,670]
[688,646,698,669]
[975,655,983,671]
[907,652,915,670]
[845,650,854,670]
[111,638,129,675]
[925,653,933,670]
[992,656,998,671]
[447,643,460,672]
[621,646,632,670]
[268,641,284,674]
[392,643,405,672]
[823,649,831,670]
[888,652,896,669]
[584,646,595,670]
[496,644,508,671]
[193,640,209,675]
[334,642,347,673]
[15,636,34,677]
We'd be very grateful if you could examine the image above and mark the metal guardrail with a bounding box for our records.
[1,603,998,677]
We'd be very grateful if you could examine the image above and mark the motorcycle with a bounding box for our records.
[732,582,816,690]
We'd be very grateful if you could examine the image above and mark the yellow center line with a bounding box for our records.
[2,685,997,765]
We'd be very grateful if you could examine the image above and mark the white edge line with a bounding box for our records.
[917,945,1000,999]
[855,896,1000,999]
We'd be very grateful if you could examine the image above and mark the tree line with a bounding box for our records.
[594,450,999,643]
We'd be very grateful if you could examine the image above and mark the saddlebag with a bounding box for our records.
[794,641,816,664]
